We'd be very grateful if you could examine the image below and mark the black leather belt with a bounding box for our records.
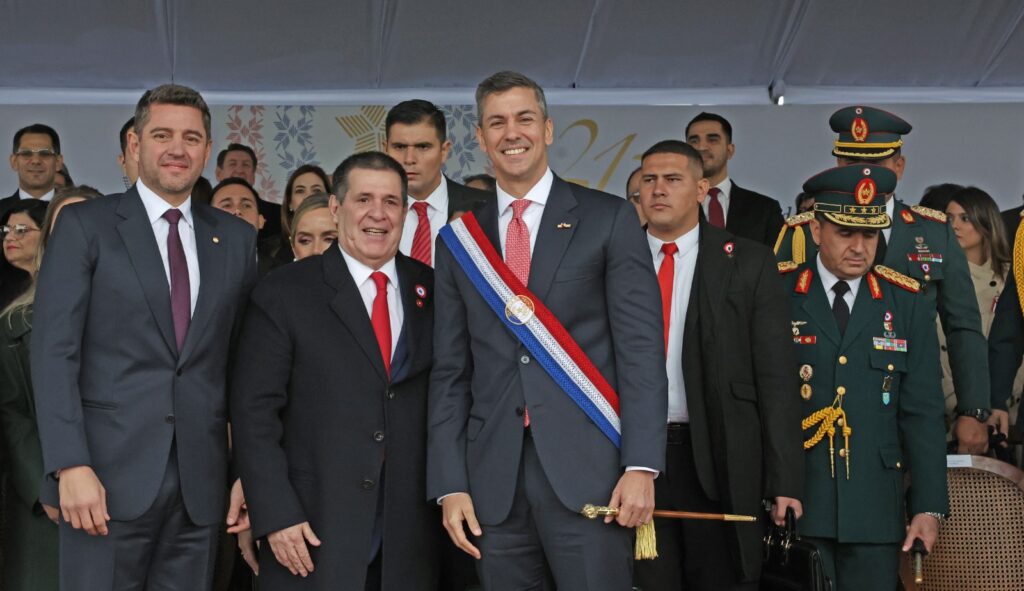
[667,422,690,445]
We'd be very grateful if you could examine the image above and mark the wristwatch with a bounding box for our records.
[957,408,991,423]
[922,511,947,523]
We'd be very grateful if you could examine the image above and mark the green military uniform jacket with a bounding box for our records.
[783,261,948,543]
[775,199,989,413]
[0,305,59,591]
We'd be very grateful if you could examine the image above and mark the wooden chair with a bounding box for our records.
[900,455,1024,590]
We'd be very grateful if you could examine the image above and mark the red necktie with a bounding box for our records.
[506,199,532,426]
[370,271,392,377]
[410,201,432,266]
[707,187,725,228]
[658,242,679,352]
[506,199,532,286]
[162,209,191,352]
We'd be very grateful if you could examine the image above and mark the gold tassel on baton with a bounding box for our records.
[580,504,757,560]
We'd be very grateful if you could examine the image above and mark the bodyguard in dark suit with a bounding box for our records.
[633,141,803,591]
[685,112,784,246]
[1002,203,1023,238]
[230,152,438,590]
[990,209,1024,430]
[385,99,492,269]
[31,85,258,591]
[429,71,666,591]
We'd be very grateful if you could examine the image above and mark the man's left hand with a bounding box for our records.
[902,513,940,553]
[953,416,989,454]
[226,478,250,534]
[605,471,655,528]
[770,497,803,526]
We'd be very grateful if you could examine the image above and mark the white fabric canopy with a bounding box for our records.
[5,0,1024,105]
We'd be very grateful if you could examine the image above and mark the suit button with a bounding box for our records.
[896,461,902,469]
[515,407,525,417]
[176,369,182,376]
[838,448,847,458]
[165,414,175,424]
[838,356,847,365]
[386,389,396,400]
[373,431,385,442]
[520,355,530,365]
[887,364,895,372]
[361,479,375,490]
[836,386,846,396]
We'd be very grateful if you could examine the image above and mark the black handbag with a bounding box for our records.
[760,508,833,591]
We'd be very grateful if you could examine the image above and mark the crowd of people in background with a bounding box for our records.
[0,70,1021,591]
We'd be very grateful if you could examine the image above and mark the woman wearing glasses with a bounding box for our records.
[0,186,99,591]
[0,199,46,310]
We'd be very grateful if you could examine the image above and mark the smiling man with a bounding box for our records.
[231,151,440,590]
[31,84,258,590]
[384,99,492,267]
[428,71,666,590]
[2,124,63,219]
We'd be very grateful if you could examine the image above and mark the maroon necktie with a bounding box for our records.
[707,187,725,228]
[162,209,191,352]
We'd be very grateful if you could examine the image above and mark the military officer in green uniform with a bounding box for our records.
[989,209,1024,433]
[780,164,948,590]
[775,106,991,453]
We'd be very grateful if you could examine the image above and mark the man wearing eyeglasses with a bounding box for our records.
[2,124,63,218]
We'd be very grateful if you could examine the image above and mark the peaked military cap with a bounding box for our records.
[803,164,895,229]
[830,106,912,159]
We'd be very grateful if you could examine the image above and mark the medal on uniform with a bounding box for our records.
[800,384,812,400]
[882,375,893,405]
[504,294,536,325]
[799,364,813,381]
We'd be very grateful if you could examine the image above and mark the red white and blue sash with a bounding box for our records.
[439,213,622,447]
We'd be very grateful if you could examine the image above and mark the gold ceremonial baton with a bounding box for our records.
[580,503,757,522]
[580,504,758,560]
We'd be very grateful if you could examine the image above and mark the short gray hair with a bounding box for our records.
[134,84,212,140]
[475,71,548,125]
[330,151,408,205]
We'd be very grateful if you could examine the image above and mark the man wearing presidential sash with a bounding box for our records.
[427,71,667,590]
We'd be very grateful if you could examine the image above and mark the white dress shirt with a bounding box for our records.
[137,179,200,316]
[816,254,861,311]
[19,188,55,202]
[496,168,553,255]
[648,225,700,423]
[883,195,896,243]
[399,179,449,266]
[701,177,732,224]
[337,245,403,360]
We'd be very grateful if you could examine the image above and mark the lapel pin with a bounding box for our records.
[557,222,572,229]
[416,299,425,308]
[212,236,220,244]
[415,284,427,298]
[723,241,735,256]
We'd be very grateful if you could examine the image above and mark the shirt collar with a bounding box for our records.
[496,168,553,213]
[713,177,732,195]
[136,178,194,228]
[815,253,862,299]
[19,188,55,202]
[647,223,700,260]
[411,176,449,212]
[337,243,399,289]
[886,195,896,220]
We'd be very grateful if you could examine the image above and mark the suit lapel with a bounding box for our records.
[802,273,842,346]
[724,185,749,236]
[178,204,222,364]
[115,189,177,356]
[475,197,502,255]
[696,223,731,331]
[528,176,579,301]
[322,247,389,382]
[394,255,431,383]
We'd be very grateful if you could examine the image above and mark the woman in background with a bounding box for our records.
[275,165,330,264]
[943,187,1023,442]
[0,185,100,591]
[290,193,337,260]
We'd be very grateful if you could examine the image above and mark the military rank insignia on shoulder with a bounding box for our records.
[900,209,915,224]
[786,211,815,227]
[910,205,947,223]
[794,268,813,294]
[778,260,799,274]
[874,265,920,293]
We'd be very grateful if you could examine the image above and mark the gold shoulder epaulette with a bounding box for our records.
[910,205,947,223]
[874,265,920,293]
[786,211,815,227]
[778,261,799,274]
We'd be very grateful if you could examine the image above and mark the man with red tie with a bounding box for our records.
[384,100,493,267]
[685,112,784,246]
[230,152,439,590]
[633,140,803,591]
